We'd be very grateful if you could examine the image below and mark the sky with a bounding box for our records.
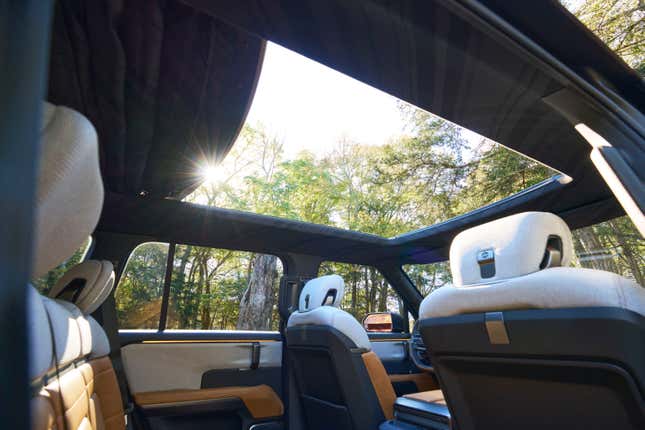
[244,42,483,159]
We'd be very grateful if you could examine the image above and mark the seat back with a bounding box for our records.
[287,275,396,430]
[30,260,125,430]
[419,212,645,430]
[29,102,124,430]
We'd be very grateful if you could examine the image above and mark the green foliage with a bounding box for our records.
[572,216,644,285]
[563,0,644,74]
[115,243,282,331]
[403,262,452,297]
[114,242,168,329]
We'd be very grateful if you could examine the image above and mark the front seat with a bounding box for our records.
[418,211,645,430]
[286,275,398,430]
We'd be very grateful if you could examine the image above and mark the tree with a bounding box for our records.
[237,254,279,330]
[564,0,645,74]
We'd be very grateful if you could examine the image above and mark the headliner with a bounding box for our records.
[58,0,641,264]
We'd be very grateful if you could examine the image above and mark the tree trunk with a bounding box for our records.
[237,254,278,330]
[351,270,358,317]
[377,280,388,312]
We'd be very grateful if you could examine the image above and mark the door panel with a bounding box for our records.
[120,330,284,430]
[369,333,414,374]
[122,340,282,392]
[369,333,439,396]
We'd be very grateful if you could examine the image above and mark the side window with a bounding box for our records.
[402,261,451,327]
[572,216,644,286]
[167,246,282,331]
[33,237,92,295]
[115,242,283,331]
[403,261,451,296]
[115,242,169,329]
[318,262,404,323]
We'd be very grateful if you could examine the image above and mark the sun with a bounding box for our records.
[198,163,225,185]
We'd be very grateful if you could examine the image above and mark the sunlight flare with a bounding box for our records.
[198,162,225,185]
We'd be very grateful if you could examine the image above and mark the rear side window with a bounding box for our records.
[115,242,282,331]
[115,242,169,329]
[572,216,644,286]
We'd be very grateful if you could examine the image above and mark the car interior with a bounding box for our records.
[2,1,644,430]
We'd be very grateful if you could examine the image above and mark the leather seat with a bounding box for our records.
[28,102,125,430]
[32,274,124,430]
[286,275,399,430]
[418,211,645,430]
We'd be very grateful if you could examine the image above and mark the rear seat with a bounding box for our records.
[28,102,124,430]
[30,262,125,430]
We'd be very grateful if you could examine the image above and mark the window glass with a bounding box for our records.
[561,1,644,75]
[115,242,283,331]
[403,261,452,296]
[33,237,92,295]
[167,246,282,331]
[318,262,403,322]
[572,216,644,286]
[115,242,169,329]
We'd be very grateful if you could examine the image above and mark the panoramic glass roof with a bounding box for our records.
[185,42,557,237]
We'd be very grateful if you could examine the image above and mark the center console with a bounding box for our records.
[380,323,451,430]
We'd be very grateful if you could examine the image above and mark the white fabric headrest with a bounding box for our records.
[28,286,53,380]
[49,260,115,314]
[450,212,573,287]
[299,275,345,312]
[33,102,103,277]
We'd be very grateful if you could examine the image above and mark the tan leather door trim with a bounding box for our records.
[133,384,283,419]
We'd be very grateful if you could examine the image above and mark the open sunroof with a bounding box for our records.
[186,42,559,238]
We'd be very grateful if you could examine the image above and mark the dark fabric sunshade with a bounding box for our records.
[47,0,265,198]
